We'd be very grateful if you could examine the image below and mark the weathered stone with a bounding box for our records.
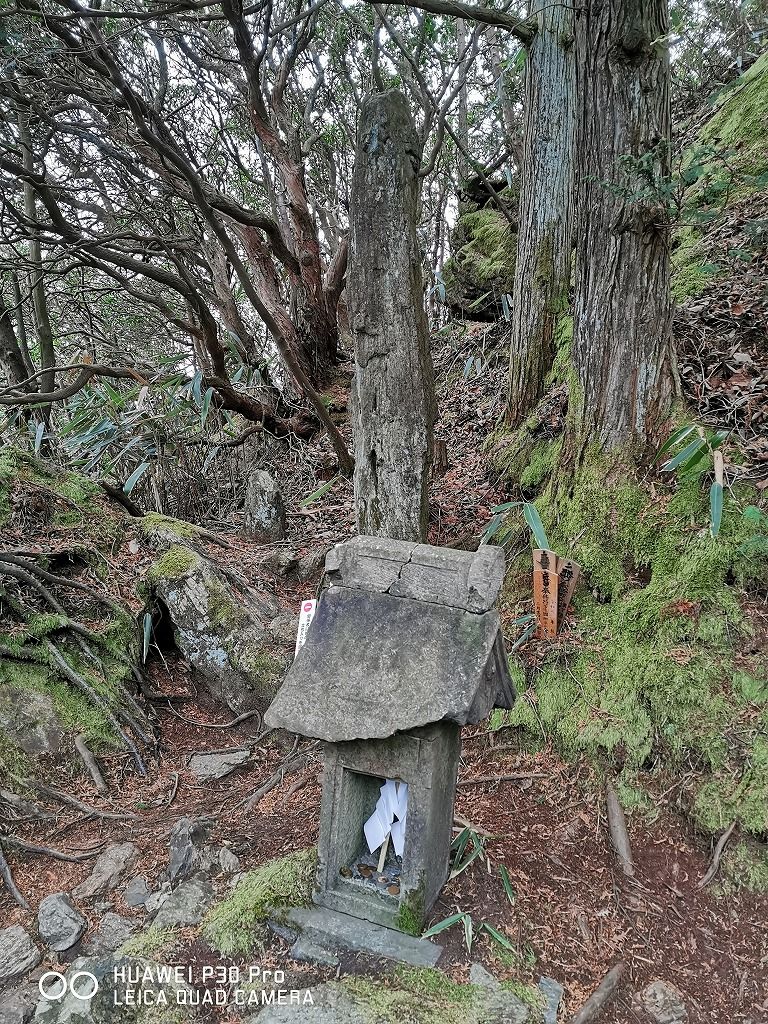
[265,586,511,742]
[152,549,284,714]
[122,876,150,908]
[144,886,171,916]
[441,204,518,321]
[261,547,299,576]
[73,843,138,900]
[348,91,435,541]
[289,935,340,968]
[538,977,564,1024]
[244,471,286,542]
[268,612,297,647]
[0,686,66,757]
[83,914,137,955]
[0,926,41,983]
[38,893,87,952]
[469,963,500,989]
[32,956,199,1023]
[168,817,210,882]
[281,906,442,968]
[635,980,689,1023]
[188,748,250,781]
[0,977,39,1024]
[298,546,331,580]
[151,878,215,929]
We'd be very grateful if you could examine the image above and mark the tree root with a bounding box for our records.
[22,780,138,820]
[1,834,104,861]
[698,820,737,888]
[74,735,109,794]
[0,841,30,909]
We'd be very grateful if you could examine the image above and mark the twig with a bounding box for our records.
[165,772,180,807]
[457,772,548,786]
[164,705,262,730]
[0,841,30,909]
[74,735,109,794]
[570,962,627,1024]
[606,781,635,877]
[697,820,737,888]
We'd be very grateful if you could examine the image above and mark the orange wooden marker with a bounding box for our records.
[532,549,560,639]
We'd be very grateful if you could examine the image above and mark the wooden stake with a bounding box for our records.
[377,833,390,874]
[532,549,559,638]
[556,557,581,631]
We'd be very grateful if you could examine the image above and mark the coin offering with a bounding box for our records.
[358,864,373,878]
[387,884,400,896]
[339,866,352,878]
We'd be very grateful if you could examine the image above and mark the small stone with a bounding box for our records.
[0,976,39,1024]
[262,546,299,576]
[84,913,137,955]
[269,612,298,647]
[122,875,151,908]
[268,920,299,945]
[244,470,286,542]
[290,935,340,968]
[168,817,210,883]
[188,748,250,782]
[635,980,688,1023]
[72,842,139,900]
[0,926,41,983]
[144,888,171,916]
[538,977,564,1024]
[38,893,87,952]
[469,963,500,990]
[298,547,332,580]
[152,878,215,929]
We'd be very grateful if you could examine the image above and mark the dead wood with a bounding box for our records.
[74,735,109,794]
[457,771,548,786]
[26,781,138,820]
[606,780,635,877]
[697,820,737,888]
[2,835,104,861]
[570,962,627,1024]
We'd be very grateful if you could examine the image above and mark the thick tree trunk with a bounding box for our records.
[0,297,28,387]
[572,0,676,451]
[507,0,576,425]
[348,91,436,542]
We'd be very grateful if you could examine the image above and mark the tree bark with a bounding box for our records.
[571,0,677,451]
[348,91,436,542]
[507,0,576,426]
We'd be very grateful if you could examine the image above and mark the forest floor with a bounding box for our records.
[2,321,767,1023]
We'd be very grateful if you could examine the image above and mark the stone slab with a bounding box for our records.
[265,587,510,741]
[280,906,442,968]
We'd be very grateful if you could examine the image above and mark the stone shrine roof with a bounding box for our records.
[264,536,515,742]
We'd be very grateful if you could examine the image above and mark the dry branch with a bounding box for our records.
[0,841,30,909]
[570,962,627,1024]
[606,781,635,877]
[698,820,737,888]
[74,735,109,794]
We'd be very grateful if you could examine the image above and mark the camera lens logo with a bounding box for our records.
[39,971,99,1001]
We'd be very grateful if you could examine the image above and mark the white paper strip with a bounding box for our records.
[294,599,317,658]
[363,779,409,857]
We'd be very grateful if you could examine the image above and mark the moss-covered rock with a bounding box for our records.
[442,207,517,321]
[201,848,317,956]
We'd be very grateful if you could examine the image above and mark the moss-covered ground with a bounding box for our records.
[491,442,768,840]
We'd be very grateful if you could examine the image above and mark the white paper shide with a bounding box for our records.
[364,779,408,858]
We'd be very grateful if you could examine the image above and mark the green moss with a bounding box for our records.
[520,439,563,490]
[497,448,768,840]
[0,731,32,784]
[442,208,517,303]
[722,841,768,893]
[201,848,316,955]
[119,928,178,958]
[698,51,768,179]
[146,544,199,582]
[230,647,284,692]
[139,511,200,542]
[671,226,720,302]
[395,881,425,936]
[207,577,245,631]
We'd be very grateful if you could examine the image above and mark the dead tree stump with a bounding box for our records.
[348,90,435,542]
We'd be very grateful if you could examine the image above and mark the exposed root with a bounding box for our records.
[570,962,627,1024]
[606,781,635,878]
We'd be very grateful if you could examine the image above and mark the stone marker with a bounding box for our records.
[37,893,87,952]
[244,470,286,542]
[347,91,435,542]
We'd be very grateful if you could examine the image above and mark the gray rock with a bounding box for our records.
[32,955,199,1023]
[268,613,297,647]
[469,963,500,989]
[168,817,210,883]
[281,906,442,968]
[122,876,150,908]
[72,843,138,900]
[144,886,171,916]
[0,926,41,983]
[538,977,564,1024]
[0,977,39,1024]
[481,989,530,1024]
[38,893,87,952]
[83,914,137,955]
[151,878,215,929]
[298,547,332,580]
[267,920,299,944]
[289,935,340,968]
[244,471,286,542]
[635,980,688,1023]
[188,748,250,782]
[0,686,66,758]
[152,549,284,713]
[262,547,299,576]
